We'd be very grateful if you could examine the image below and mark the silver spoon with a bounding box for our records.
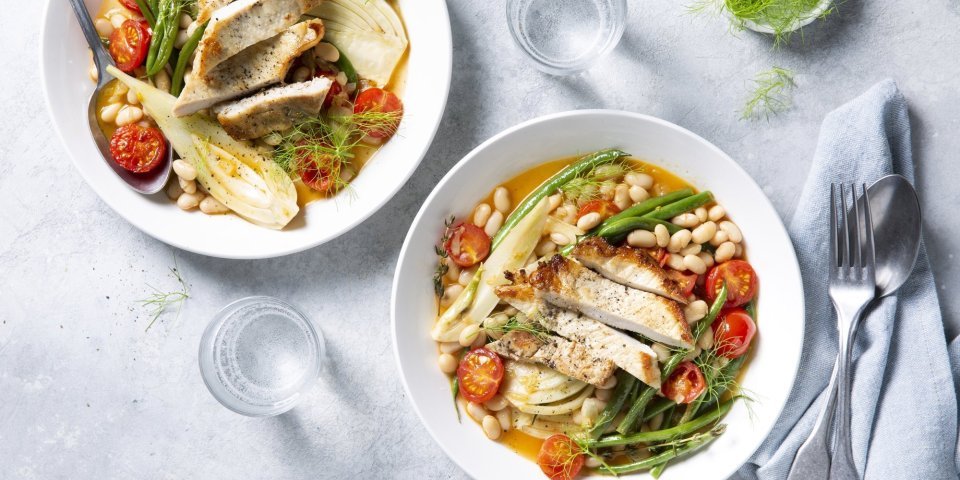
[788,174,922,480]
[68,0,172,195]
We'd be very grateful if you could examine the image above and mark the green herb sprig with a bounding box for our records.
[433,216,456,297]
[560,161,632,205]
[740,66,795,120]
[139,256,190,331]
[689,0,834,46]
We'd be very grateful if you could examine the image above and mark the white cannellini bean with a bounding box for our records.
[174,29,189,49]
[648,412,664,431]
[473,203,492,227]
[735,243,744,258]
[581,398,602,424]
[710,229,729,247]
[698,326,715,350]
[100,103,122,123]
[314,42,340,62]
[459,323,480,347]
[439,342,462,354]
[547,193,563,212]
[719,220,743,243]
[627,229,657,248]
[576,212,602,231]
[684,254,707,274]
[199,196,229,215]
[126,88,140,105]
[166,178,183,200]
[186,20,199,37]
[654,224,670,248]
[484,395,508,412]
[336,71,348,86]
[441,284,464,308]
[484,210,504,237]
[698,251,715,268]
[679,243,702,256]
[458,267,475,286]
[683,346,702,362]
[595,388,613,402]
[598,375,618,390]
[493,187,511,213]
[110,14,127,29]
[550,232,572,246]
[572,410,585,426]
[599,182,616,200]
[172,159,197,181]
[178,175,197,194]
[467,402,488,422]
[709,205,726,222]
[154,69,171,93]
[94,18,114,37]
[672,213,700,228]
[438,353,458,374]
[496,408,512,431]
[614,184,631,210]
[667,253,686,271]
[444,257,460,282]
[628,184,649,203]
[176,12,191,28]
[291,66,311,83]
[667,229,692,253]
[89,62,99,83]
[559,205,578,224]
[652,343,671,362]
[470,330,487,350]
[625,172,654,189]
[535,237,557,256]
[585,457,602,469]
[176,192,202,210]
[692,221,718,244]
[695,206,708,223]
[115,106,143,127]
[684,300,709,324]
[715,241,736,263]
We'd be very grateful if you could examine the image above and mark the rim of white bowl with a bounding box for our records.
[737,0,833,35]
[391,109,805,479]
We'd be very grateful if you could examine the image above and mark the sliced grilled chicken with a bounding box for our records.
[528,255,694,349]
[487,330,616,387]
[572,237,688,304]
[173,20,324,117]
[497,281,661,388]
[193,0,321,80]
[213,76,332,140]
[197,0,235,23]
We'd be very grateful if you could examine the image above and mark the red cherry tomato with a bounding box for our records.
[297,147,341,193]
[353,87,403,139]
[444,223,491,268]
[666,270,698,297]
[109,124,166,173]
[109,19,151,73]
[661,361,706,404]
[705,260,759,308]
[577,199,621,221]
[712,308,757,359]
[655,248,670,268]
[119,0,142,13]
[456,348,504,404]
[537,434,584,480]
[314,70,343,108]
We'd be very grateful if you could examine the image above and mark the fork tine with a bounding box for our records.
[852,184,862,270]
[830,184,839,269]
[862,183,876,271]
[839,183,850,268]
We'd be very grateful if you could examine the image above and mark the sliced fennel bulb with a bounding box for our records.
[107,66,299,230]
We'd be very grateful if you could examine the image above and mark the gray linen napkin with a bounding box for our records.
[732,80,959,479]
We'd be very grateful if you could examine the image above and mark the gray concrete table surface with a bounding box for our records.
[2,0,958,478]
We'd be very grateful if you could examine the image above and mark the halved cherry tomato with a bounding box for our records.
[577,199,620,221]
[119,0,142,13]
[353,87,403,139]
[712,308,757,359]
[537,434,584,480]
[109,19,150,73]
[705,259,759,308]
[661,361,706,404]
[456,348,504,404]
[109,124,166,173]
[297,145,341,193]
[314,70,343,108]
[655,248,670,268]
[444,223,491,268]
[666,270,698,297]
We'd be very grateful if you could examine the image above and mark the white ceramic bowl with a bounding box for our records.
[40,0,452,259]
[392,110,805,479]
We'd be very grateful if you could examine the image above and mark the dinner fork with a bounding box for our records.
[787,184,876,480]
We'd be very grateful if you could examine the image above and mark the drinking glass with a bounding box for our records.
[199,296,324,417]
[506,0,627,75]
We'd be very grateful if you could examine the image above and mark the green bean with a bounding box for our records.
[334,46,359,85]
[134,0,156,27]
[491,149,629,251]
[588,371,636,439]
[616,283,728,434]
[594,216,681,240]
[643,397,675,422]
[642,191,714,221]
[146,0,182,76]
[170,20,207,96]
[605,188,694,225]
[590,399,731,449]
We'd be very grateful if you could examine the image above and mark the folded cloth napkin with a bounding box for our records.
[733,80,960,479]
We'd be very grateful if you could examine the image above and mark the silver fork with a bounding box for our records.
[787,184,876,480]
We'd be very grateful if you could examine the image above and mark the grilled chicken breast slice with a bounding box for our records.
[487,330,616,387]
[193,0,321,80]
[213,76,332,140]
[496,281,661,388]
[197,0,235,23]
[572,237,688,304]
[528,255,694,349]
[173,20,324,116]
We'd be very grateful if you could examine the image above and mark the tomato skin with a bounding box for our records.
[537,434,584,480]
[109,124,166,173]
[666,270,698,297]
[294,139,342,193]
[353,88,403,139]
[705,260,759,308]
[661,361,706,404]
[119,0,142,12]
[655,248,670,267]
[712,308,757,359]
[109,19,150,73]
[444,223,491,268]
[577,200,621,221]
[456,348,504,404]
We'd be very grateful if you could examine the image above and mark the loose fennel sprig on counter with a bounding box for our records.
[140,256,190,331]
[740,66,795,120]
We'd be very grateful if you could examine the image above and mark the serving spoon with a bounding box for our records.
[788,174,922,480]
[68,0,172,194]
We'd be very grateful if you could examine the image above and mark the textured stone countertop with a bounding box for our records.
[1,1,957,478]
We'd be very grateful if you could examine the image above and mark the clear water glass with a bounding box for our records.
[199,296,324,417]
[506,0,627,75]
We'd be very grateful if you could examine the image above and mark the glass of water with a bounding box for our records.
[199,296,324,417]
[506,0,627,75]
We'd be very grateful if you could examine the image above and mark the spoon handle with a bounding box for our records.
[67,0,114,85]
